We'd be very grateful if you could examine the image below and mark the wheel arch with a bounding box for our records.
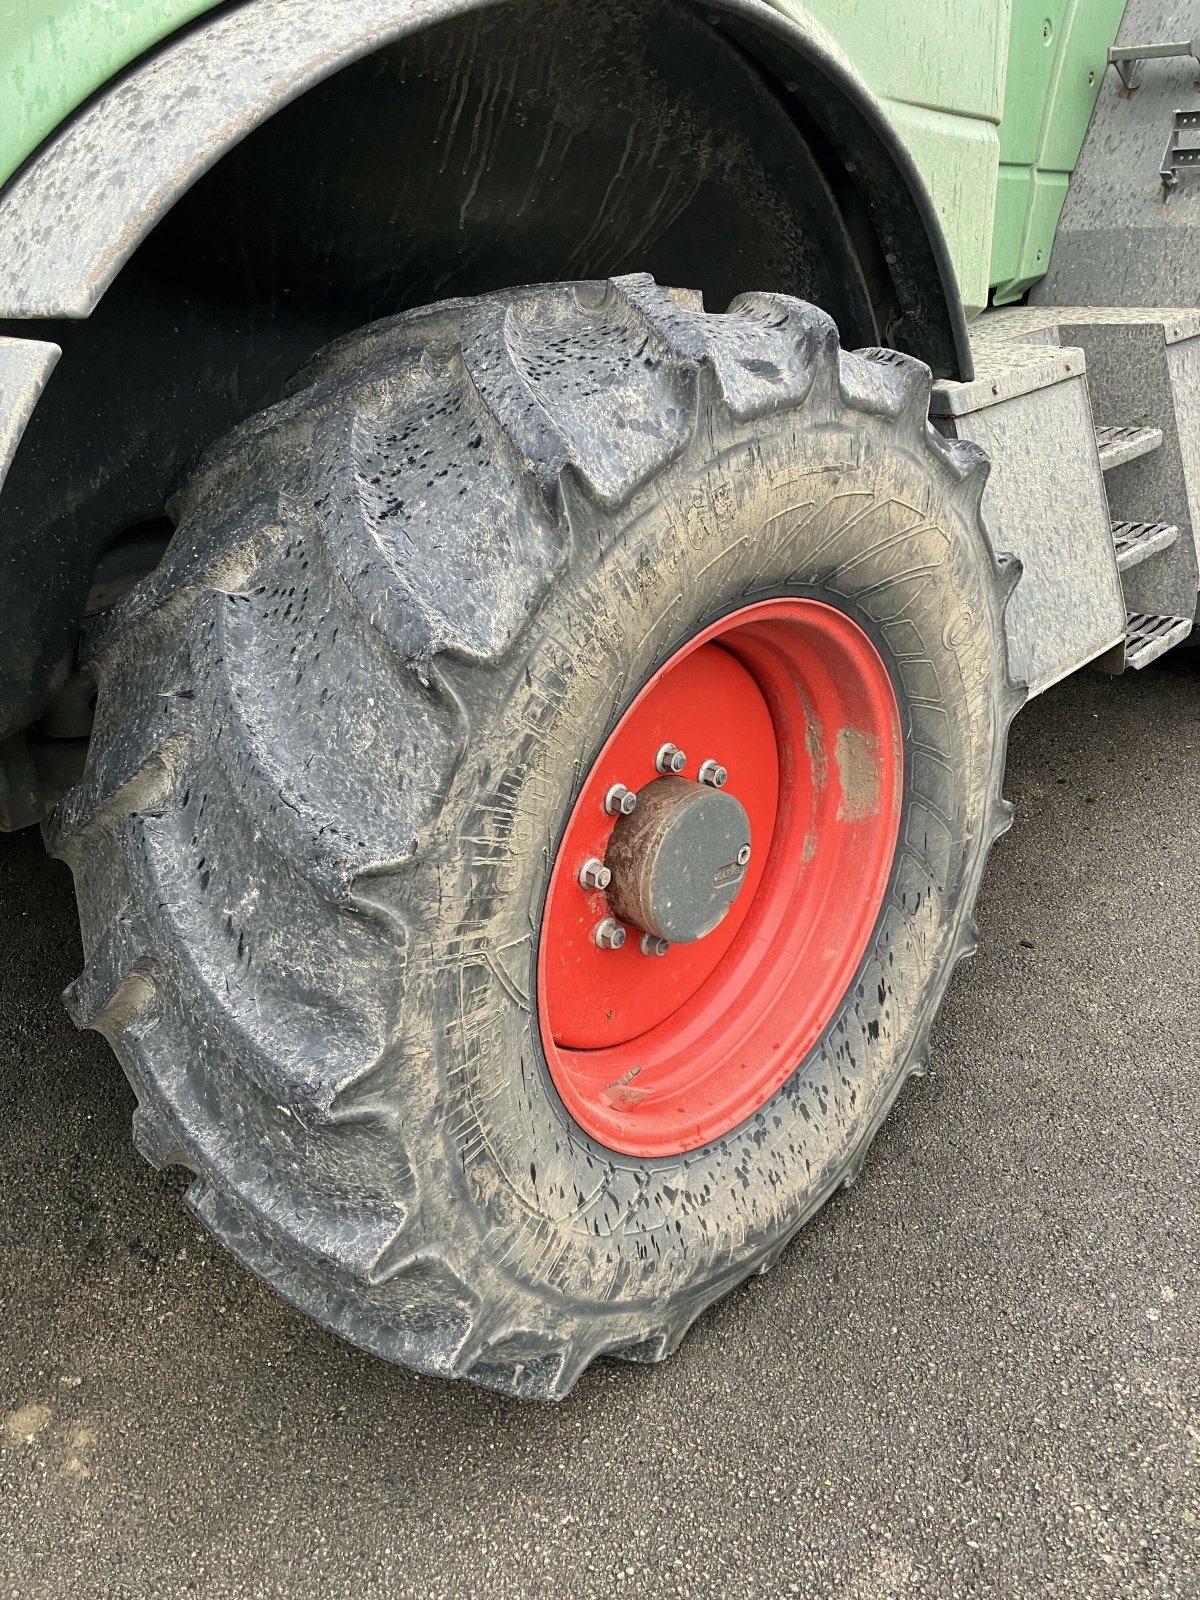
[0,0,971,750]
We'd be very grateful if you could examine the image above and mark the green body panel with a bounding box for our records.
[794,0,1008,316]
[989,0,1126,304]
[0,0,1123,315]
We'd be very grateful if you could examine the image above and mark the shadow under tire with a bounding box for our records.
[49,275,1021,1399]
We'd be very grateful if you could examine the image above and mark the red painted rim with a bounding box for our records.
[537,598,904,1158]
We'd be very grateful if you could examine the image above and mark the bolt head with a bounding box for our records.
[604,783,638,816]
[698,759,728,789]
[655,743,687,776]
[594,917,627,950]
[578,857,612,891]
[640,933,670,958]
[736,843,751,867]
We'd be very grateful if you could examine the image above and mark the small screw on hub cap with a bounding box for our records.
[578,857,612,891]
[655,742,688,775]
[594,917,627,950]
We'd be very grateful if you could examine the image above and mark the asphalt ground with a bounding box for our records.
[1,653,1198,1600]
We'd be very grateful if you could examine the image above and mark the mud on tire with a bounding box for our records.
[49,276,1022,1398]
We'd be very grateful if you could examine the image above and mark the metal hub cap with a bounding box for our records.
[604,777,751,943]
[538,598,904,1158]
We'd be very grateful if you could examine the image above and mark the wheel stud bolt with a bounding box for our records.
[640,934,670,958]
[655,742,687,775]
[578,857,612,891]
[594,917,627,950]
[698,759,728,789]
[604,783,638,816]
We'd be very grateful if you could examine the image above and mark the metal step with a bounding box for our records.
[1124,611,1193,669]
[1111,519,1181,571]
[1095,423,1163,470]
[1163,109,1200,193]
[1107,38,1200,94]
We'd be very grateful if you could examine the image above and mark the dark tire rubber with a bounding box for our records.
[49,276,1022,1399]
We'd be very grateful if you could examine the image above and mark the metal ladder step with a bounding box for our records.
[1124,611,1193,669]
[1111,519,1181,570]
[1095,423,1163,470]
[1107,37,1200,93]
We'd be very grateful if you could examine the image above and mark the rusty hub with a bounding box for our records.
[603,776,751,945]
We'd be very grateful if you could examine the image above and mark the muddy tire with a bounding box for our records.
[49,276,1021,1399]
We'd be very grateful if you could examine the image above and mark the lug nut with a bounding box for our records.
[737,844,751,866]
[698,759,728,789]
[640,934,670,958]
[655,742,687,775]
[594,917,627,950]
[578,857,612,891]
[604,783,638,816]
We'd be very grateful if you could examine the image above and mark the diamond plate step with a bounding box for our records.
[1111,520,1181,571]
[1095,423,1163,470]
[1124,612,1193,668]
[1095,423,1164,470]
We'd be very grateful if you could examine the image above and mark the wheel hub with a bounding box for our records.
[604,777,751,944]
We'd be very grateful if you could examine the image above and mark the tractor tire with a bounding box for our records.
[49,276,1022,1399]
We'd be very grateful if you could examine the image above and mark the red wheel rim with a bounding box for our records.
[537,598,904,1158]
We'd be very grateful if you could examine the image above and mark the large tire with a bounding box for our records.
[49,276,1022,1399]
